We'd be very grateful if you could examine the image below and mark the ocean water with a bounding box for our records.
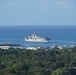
[0,25,76,48]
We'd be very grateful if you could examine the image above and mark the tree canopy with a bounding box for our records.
[0,48,76,75]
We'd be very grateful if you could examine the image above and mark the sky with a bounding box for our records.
[0,0,76,26]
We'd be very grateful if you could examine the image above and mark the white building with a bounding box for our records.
[26,46,41,50]
[70,45,76,48]
[0,46,10,50]
[58,46,65,49]
[57,45,67,50]
[51,45,57,49]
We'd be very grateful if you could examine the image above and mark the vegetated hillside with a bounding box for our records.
[0,48,76,75]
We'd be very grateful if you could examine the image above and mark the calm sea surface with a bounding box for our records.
[0,25,76,48]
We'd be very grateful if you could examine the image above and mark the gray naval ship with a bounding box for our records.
[25,33,50,42]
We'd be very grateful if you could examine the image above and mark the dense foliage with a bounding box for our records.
[0,47,76,75]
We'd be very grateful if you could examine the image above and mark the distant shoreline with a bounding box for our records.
[0,44,21,46]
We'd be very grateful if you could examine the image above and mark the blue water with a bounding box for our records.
[0,25,76,48]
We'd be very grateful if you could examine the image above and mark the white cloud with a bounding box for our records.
[44,6,48,9]
[6,3,11,7]
[57,0,70,10]
[58,1,64,5]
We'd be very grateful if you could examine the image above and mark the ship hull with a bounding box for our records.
[25,38,49,42]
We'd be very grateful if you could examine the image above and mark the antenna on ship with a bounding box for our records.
[33,31,38,35]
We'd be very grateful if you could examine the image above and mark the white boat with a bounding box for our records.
[25,33,50,42]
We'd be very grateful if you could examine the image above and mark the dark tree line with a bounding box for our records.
[0,47,76,75]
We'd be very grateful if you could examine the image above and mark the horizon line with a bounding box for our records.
[0,25,76,26]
